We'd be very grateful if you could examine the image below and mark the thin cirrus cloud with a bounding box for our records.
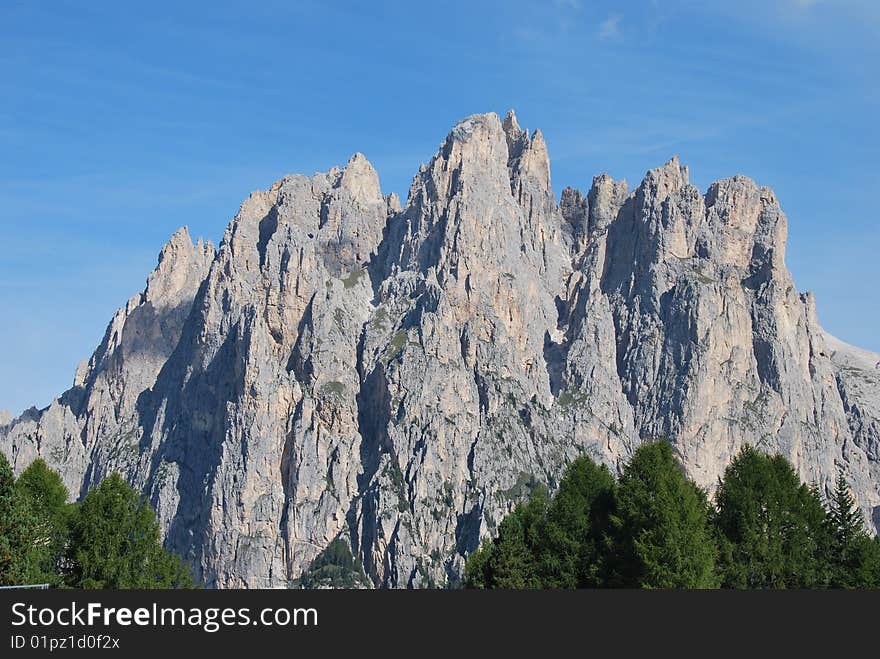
[782,0,879,22]
[1,0,878,415]
[513,5,623,46]
[598,14,623,40]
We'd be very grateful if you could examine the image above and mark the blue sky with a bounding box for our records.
[1,0,877,414]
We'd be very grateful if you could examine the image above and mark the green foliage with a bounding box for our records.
[539,457,616,588]
[465,486,548,589]
[64,474,195,589]
[463,539,493,589]
[488,487,549,588]
[383,330,408,362]
[0,458,196,589]
[6,441,880,591]
[466,441,880,590]
[712,446,829,588]
[0,453,42,586]
[465,457,617,589]
[15,459,72,586]
[294,538,370,589]
[341,269,365,289]
[825,471,880,588]
[17,459,69,514]
[828,471,865,552]
[610,442,718,588]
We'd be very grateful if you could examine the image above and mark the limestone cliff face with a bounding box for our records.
[2,111,879,587]
[1,227,214,499]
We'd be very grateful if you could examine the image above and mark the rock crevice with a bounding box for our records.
[3,111,879,587]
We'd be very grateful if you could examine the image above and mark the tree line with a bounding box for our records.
[5,444,879,589]
[0,454,194,588]
[466,442,880,589]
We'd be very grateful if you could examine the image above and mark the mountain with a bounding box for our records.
[2,111,879,588]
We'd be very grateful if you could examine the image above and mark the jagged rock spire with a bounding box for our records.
[2,110,878,591]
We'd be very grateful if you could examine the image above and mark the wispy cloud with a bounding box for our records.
[511,0,583,46]
[598,14,622,41]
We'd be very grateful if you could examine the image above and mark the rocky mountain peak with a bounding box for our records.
[501,108,521,137]
[561,173,631,257]
[500,110,551,195]
[145,226,215,310]
[2,110,878,588]
[438,112,512,192]
[701,175,787,271]
[638,155,690,203]
[337,152,383,206]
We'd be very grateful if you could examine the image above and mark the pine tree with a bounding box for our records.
[17,459,69,514]
[538,456,616,588]
[610,441,718,588]
[464,445,880,590]
[464,486,548,588]
[463,538,494,589]
[712,446,829,588]
[828,472,865,548]
[0,453,41,586]
[64,473,195,589]
[826,471,880,588]
[16,459,71,585]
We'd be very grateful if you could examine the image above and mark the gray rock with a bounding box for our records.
[2,111,879,588]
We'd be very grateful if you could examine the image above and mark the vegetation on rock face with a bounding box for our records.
[0,454,195,589]
[293,537,370,589]
[466,442,880,589]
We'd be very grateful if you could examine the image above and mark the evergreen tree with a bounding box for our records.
[611,441,718,588]
[17,459,69,514]
[465,486,548,589]
[0,453,41,586]
[64,473,195,589]
[826,471,880,588]
[463,537,494,589]
[828,472,865,550]
[538,456,616,588]
[467,445,880,590]
[16,459,71,585]
[294,538,370,589]
[712,446,828,588]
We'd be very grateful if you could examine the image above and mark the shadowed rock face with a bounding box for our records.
[3,110,879,587]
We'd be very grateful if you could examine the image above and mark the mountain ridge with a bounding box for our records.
[3,110,879,588]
